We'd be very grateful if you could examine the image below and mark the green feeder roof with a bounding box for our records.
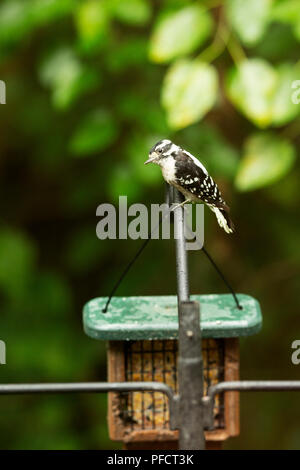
[83,293,262,341]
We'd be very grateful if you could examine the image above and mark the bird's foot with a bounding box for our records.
[170,199,189,212]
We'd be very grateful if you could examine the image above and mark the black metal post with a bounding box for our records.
[178,301,205,449]
[165,181,173,206]
[172,187,205,450]
[173,188,189,302]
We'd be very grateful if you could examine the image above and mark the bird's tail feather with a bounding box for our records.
[208,205,234,234]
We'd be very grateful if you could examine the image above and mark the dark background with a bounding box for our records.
[0,0,299,449]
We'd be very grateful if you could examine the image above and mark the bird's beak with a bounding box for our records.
[144,152,158,165]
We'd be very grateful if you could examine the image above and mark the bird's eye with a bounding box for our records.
[158,149,162,153]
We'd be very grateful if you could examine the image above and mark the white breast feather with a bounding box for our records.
[160,156,176,183]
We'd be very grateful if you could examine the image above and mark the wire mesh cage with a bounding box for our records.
[108,337,239,445]
[119,339,224,431]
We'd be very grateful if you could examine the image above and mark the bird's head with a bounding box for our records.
[144,139,177,165]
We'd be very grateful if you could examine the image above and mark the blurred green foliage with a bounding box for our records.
[0,0,300,449]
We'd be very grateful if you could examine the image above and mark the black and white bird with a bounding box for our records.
[144,139,234,234]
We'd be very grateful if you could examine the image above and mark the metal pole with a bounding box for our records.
[204,380,300,430]
[0,381,174,397]
[178,301,205,449]
[209,380,300,396]
[0,381,178,430]
[165,182,173,206]
[173,188,189,302]
[172,187,205,449]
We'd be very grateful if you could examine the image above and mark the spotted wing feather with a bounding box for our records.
[174,150,227,209]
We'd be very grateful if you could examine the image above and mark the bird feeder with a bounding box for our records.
[82,186,262,449]
[83,293,262,449]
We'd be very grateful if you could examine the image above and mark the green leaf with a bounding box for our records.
[271,0,300,41]
[226,58,300,127]
[31,0,75,25]
[161,59,218,129]
[0,0,76,51]
[272,63,300,125]
[70,109,118,156]
[75,0,110,53]
[226,58,277,128]
[226,0,271,46]
[39,47,100,109]
[111,0,151,26]
[149,5,213,63]
[293,20,300,40]
[235,133,296,191]
[0,0,33,48]
[271,0,300,23]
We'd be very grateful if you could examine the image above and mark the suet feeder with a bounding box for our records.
[83,293,262,449]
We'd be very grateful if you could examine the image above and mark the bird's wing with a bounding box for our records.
[174,150,227,209]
